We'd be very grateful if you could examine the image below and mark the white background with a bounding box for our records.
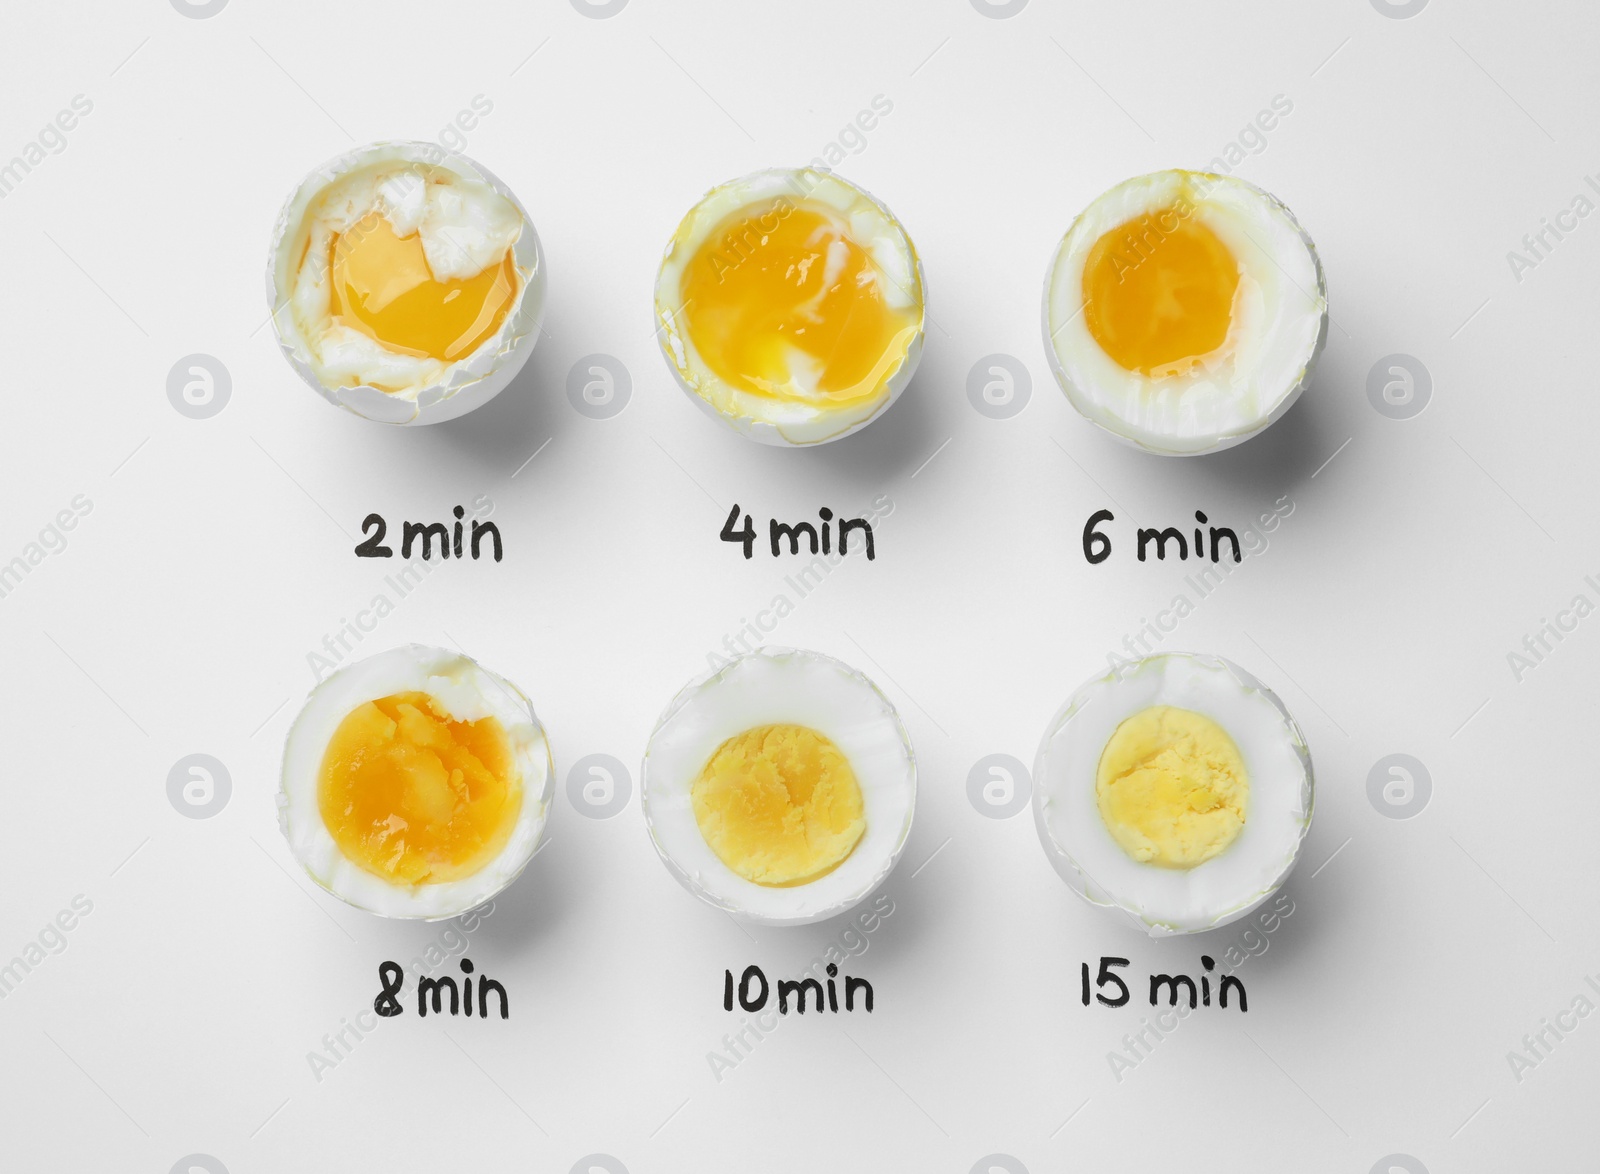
[1,1,1595,1170]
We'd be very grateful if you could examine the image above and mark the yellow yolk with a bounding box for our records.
[679,200,919,405]
[1083,202,1240,375]
[318,692,522,886]
[1095,706,1247,869]
[330,211,517,365]
[691,723,866,886]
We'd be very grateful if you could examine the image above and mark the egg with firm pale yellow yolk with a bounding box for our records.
[268,141,546,425]
[1033,653,1312,936]
[1044,170,1327,455]
[656,169,925,446]
[643,649,916,925]
[279,645,553,919]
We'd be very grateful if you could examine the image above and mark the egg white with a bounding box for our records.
[1043,170,1327,455]
[279,644,553,920]
[654,168,926,446]
[642,648,916,925]
[1033,652,1312,936]
[267,140,546,426]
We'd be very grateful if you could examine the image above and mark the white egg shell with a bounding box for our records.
[642,648,916,925]
[654,168,926,447]
[266,140,547,427]
[1043,170,1328,456]
[1033,652,1313,937]
[278,644,553,920]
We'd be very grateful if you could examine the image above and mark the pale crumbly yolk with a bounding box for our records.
[1083,199,1240,375]
[691,723,866,886]
[330,210,517,365]
[1095,705,1247,869]
[679,200,919,405]
[318,691,522,886]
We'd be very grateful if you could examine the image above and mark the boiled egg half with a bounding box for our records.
[279,644,553,919]
[1033,653,1312,936]
[655,168,926,446]
[268,141,545,425]
[642,648,916,924]
[1044,170,1327,455]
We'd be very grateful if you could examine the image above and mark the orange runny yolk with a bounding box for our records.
[318,692,521,886]
[679,200,918,405]
[1082,202,1240,375]
[330,210,517,366]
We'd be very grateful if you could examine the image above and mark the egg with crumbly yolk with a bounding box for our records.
[1044,170,1327,456]
[656,169,925,446]
[268,141,546,426]
[279,645,553,919]
[1033,653,1313,937]
[643,648,916,925]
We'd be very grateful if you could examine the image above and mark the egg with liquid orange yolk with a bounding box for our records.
[268,141,546,426]
[642,649,916,925]
[279,645,553,919]
[655,169,926,446]
[1044,170,1327,455]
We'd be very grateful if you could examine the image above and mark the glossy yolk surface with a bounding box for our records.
[318,692,521,886]
[680,200,918,405]
[1083,204,1240,375]
[1095,705,1247,869]
[330,211,517,364]
[691,723,866,886]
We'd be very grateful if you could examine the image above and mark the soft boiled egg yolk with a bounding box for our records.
[1082,204,1240,375]
[318,692,522,886]
[330,211,518,364]
[691,723,866,886]
[680,200,919,405]
[1095,706,1247,869]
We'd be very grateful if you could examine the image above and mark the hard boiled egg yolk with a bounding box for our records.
[318,692,522,886]
[1083,203,1240,375]
[1095,706,1247,869]
[330,211,517,365]
[691,724,866,886]
[680,200,919,405]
